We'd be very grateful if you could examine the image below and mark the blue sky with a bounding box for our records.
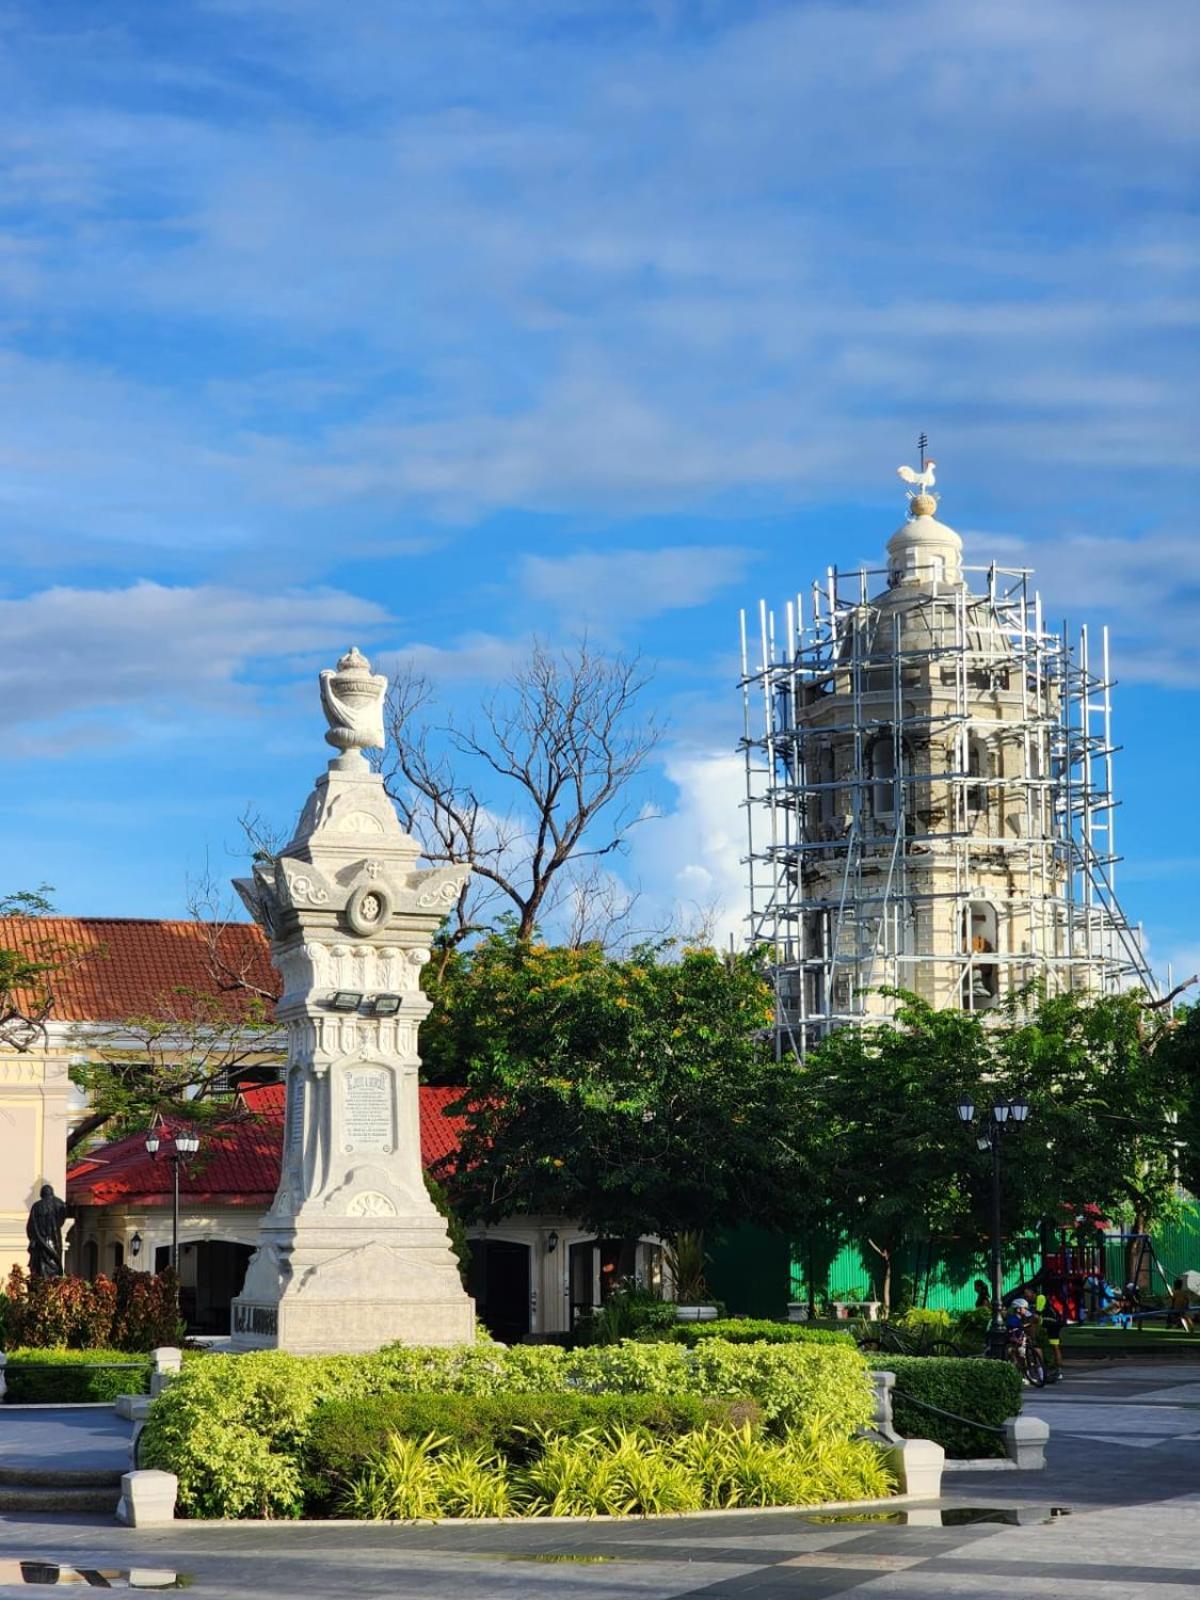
[0,1,1196,973]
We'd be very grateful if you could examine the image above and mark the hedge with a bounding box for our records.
[141,1337,876,1518]
[644,1319,855,1349]
[883,1356,1022,1458]
[305,1392,758,1513]
[2,1347,151,1404]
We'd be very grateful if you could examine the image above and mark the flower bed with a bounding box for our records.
[141,1338,882,1519]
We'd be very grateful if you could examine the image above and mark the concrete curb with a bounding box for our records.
[155,1492,928,1530]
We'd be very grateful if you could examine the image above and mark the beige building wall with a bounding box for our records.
[0,1045,71,1278]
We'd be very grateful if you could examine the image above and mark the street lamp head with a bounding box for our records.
[144,1132,160,1156]
[1009,1095,1030,1125]
[991,1102,1010,1125]
[175,1132,200,1156]
[956,1100,975,1125]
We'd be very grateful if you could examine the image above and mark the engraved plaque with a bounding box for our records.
[342,1065,393,1152]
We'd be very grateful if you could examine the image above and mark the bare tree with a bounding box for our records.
[68,990,284,1152]
[383,638,662,945]
[182,818,286,1005]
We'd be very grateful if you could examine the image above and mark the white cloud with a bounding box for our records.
[376,633,525,685]
[627,749,749,949]
[521,545,752,629]
[0,580,389,733]
[963,528,1200,689]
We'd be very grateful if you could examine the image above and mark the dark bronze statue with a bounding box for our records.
[26,1183,68,1279]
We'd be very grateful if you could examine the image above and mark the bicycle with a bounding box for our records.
[854,1321,963,1360]
[1005,1326,1046,1387]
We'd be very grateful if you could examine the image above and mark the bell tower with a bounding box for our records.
[739,460,1154,1055]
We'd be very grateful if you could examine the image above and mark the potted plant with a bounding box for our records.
[666,1232,718,1321]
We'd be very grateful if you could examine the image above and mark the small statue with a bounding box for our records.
[26,1183,68,1279]
[319,647,388,765]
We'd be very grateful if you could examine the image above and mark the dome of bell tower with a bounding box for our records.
[885,495,964,588]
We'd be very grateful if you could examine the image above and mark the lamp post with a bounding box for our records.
[145,1128,201,1270]
[956,1095,1030,1357]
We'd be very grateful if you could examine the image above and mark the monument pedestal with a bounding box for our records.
[230,648,475,1353]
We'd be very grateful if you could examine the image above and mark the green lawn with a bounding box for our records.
[1064,1324,1200,1355]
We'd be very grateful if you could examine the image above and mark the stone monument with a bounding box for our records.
[229,647,475,1352]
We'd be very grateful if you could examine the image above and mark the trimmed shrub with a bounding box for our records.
[883,1356,1022,1459]
[644,1318,855,1349]
[2,1347,151,1404]
[141,1337,877,1519]
[306,1392,754,1512]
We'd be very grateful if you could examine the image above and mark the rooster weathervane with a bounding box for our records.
[897,432,937,509]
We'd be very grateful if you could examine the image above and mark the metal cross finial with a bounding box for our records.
[918,432,929,471]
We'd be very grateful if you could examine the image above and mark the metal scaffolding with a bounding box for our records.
[739,557,1156,1059]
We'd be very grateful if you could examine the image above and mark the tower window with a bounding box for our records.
[869,732,911,825]
[966,735,989,817]
[961,901,1000,1011]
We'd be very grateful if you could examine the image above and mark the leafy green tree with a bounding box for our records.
[790,996,989,1314]
[792,987,1191,1311]
[431,931,800,1245]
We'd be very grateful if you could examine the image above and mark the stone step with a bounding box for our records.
[0,1462,124,1488]
[0,1482,120,1514]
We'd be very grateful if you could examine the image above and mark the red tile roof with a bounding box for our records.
[0,917,278,1023]
[67,1084,469,1208]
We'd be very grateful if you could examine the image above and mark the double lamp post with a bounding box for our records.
[956,1094,1031,1358]
[145,1127,201,1271]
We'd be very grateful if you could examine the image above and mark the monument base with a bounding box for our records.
[231,1295,475,1354]
[229,1216,476,1354]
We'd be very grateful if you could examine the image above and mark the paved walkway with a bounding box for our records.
[0,1360,1194,1597]
[0,1405,130,1477]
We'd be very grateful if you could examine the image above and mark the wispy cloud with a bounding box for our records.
[0,580,389,735]
[521,544,752,630]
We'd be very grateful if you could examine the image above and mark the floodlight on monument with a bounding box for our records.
[372,994,402,1016]
[176,1132,200,1156]
[145,1132,161,1156]
[1009,1095,1030,1125]
[329,991,364,1012]
[976,1135,992,1152]
[991,1102,1010,1125]
[956,1100,975,1125]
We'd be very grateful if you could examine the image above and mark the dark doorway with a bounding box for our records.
[468,1239,531,1343]
[190,1241,254,1334]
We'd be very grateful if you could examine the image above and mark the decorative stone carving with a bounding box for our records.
[319,646,386,763]
[230,647,475,1354]
[347,1191,398,1218]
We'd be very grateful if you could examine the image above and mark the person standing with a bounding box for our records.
[1035,1291,1065,1380]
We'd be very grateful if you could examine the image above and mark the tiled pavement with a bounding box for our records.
[0,1360,1195,1597]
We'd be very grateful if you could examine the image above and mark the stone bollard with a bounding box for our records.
[868,1370,902,1444]
[115,1394,154,1422]
[115,1470,178,1527]
[149,1347,182,1399]
[0,1351,6,1402]
[1002,1415,1049,1470]
[884,1438,945,1498]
